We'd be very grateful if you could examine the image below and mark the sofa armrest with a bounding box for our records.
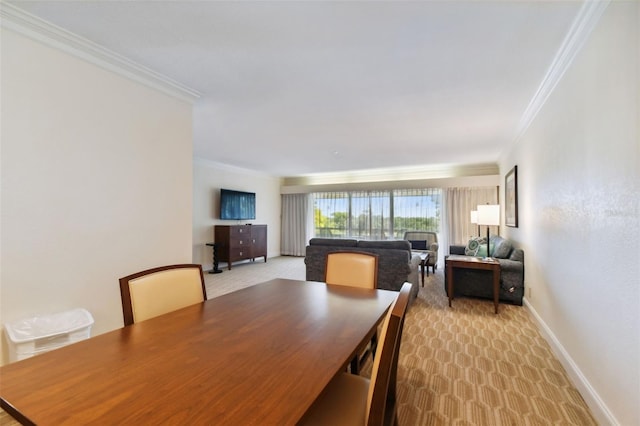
[449,245,466,255]
[497,258,525,294]
[497,258,523,273]
[429,242,439,252]
[406,258,420,300]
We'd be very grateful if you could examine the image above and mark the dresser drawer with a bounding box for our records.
[229,247,249,260]
[229,237,250,248]
[229,225,251,239]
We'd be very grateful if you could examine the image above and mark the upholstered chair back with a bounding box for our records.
[119,264,206,326]
[325,251,379,289]
[366,282,411,424]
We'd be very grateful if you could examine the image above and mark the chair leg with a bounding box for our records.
[352,331,378,375]
[350,356,360,375]
[370,331,378,359]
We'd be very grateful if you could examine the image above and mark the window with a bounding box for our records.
[312,189,440,239]
[392,189,441,238]
[314,192,349,238]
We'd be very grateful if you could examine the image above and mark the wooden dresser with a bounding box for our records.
[214,225,267,270]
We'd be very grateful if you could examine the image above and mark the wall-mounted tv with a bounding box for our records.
[220,189,256,220]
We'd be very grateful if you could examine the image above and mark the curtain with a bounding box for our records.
[443,187,499,251]
[281,193,312,256]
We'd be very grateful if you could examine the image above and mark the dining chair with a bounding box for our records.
[299,282,412,426]
[325,251,378,288]
[119,263,207,326]
[325,251,379,373]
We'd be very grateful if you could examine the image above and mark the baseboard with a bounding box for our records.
[523,297,618,425]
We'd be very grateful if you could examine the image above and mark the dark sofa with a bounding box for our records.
[447,236,525,305]
[305,238,420,300]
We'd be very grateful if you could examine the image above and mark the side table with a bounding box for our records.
[413,251,430,286]
[206,243,223,274]
[446,255,501,314]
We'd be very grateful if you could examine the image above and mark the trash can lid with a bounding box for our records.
[4,308,94,343]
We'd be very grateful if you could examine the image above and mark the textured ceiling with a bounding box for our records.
[7,1,583,177]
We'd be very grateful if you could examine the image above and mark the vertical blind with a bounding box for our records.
[312,189,441,239]
[392,188,441,236]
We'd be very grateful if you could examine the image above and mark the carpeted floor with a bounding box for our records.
[387,270,596,425]
[0,256,597,425]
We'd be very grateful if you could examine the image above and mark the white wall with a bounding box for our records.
[499,2,639,424]
[0,29,193,364]
[192,158,283,270]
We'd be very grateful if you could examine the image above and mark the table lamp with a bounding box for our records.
[477,204,500,259]
[470,210,479,237]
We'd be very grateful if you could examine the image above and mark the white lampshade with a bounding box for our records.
[470,210,478,224]
[477,204,500,226]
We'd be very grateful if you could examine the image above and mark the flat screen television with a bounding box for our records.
[220,189,256,220]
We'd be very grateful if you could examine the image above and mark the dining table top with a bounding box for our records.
[0,278,398,425]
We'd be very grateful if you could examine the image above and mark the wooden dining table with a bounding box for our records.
[0,278,398,425]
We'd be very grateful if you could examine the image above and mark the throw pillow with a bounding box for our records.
[409,240,427,250]
[465,237,485,256]
[474,237,495,257]
[476,244,488,258]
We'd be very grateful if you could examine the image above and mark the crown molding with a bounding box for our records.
[280,175,500,194]
[515,0,610,141]
[282,162,499,187]
[0,2,201,103]
[194,157,498,185]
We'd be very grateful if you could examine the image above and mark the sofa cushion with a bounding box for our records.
[492,237,513,259]
[357,240,411,252]
[510,248,525,262]
[309,238,357,247]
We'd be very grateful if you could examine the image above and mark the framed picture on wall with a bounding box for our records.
[505,165,518,227]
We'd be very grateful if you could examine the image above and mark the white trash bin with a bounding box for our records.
[4,308,94,362]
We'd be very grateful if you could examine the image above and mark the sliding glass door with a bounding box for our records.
[312,189,441,240]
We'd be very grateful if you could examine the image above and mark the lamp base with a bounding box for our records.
[486,228,491,261]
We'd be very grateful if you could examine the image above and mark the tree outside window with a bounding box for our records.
[313,189,440,239]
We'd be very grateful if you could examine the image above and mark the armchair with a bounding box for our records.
[404,231,439,273]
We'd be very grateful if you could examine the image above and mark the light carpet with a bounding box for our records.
[368,269,596,425]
